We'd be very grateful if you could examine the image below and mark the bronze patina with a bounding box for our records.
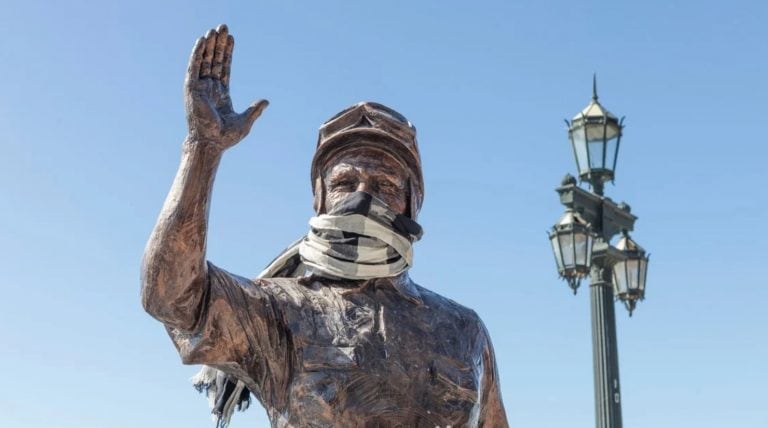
[141,24,509,427]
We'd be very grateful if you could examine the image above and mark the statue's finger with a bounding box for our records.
[200,29,217,78]
[211,24,228,79]
[186,37,206,85]
[221,35,235,87]
[243,99,270,128]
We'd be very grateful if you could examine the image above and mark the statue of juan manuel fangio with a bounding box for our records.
[141,24,509,428]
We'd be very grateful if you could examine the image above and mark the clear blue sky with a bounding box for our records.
[1,1,766,427]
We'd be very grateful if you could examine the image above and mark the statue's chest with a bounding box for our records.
[285,286,429,369]
[276,285,481,426]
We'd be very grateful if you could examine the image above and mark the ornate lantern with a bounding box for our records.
[549,208,594,293]
[612,232,649,315]
[567,76,624,188]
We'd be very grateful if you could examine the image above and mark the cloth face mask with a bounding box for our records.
[299,191,423,280]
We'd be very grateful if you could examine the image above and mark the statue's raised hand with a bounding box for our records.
[185,25,268,150]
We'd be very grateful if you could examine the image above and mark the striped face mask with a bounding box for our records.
[299,191,423,280]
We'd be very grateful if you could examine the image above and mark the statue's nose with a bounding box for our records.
[356,181,371,193]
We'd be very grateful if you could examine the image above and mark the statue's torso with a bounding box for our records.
[170,266,494,427]
[253,277,486,428]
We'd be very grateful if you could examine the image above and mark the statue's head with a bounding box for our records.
[311,102,424,219]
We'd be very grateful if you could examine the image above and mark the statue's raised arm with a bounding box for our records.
[141,25,268,330]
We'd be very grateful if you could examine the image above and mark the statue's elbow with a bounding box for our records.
[140,255,205,332]
[140,257,163,319]
[140,278,201,331]
[139,251,175,320]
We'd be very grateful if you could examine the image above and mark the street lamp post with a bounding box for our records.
[549,77,650,428]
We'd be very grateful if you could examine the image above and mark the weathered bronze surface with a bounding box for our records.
[141,24,509,427]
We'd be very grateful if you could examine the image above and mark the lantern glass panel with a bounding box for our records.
[605,134,619,172]
[613,261,628,294]
[550,235,564,272]
[588,139,605,169]
[571,127,589,176]
[626,259,640,291]
[638,258,648,292]
[574,232,589,266]
[559,233,575,267]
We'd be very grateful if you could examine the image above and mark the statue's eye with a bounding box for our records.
[376,180,399,193]
[331,180,356,190]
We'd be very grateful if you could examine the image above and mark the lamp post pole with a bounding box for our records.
[590,262,622,428]
[590,233,623,428]
[549,77,650,428]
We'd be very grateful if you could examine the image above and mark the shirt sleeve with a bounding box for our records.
[166,262,293,405]
[477,321,509,427]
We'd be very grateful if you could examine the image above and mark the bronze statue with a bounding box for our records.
[141,24,509,427]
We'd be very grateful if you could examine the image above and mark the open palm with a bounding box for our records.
[184,25,268,150]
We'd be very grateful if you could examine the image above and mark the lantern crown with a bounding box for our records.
[572,99,619,124]
[615,233,644,254]
[572,75,619,123]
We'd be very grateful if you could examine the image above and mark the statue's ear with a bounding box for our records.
[312,176,325,214]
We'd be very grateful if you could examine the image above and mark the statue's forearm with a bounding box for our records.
[141,138,223,331]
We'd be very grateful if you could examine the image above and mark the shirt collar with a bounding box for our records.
[365,272,423,305]
[307,271,423,306]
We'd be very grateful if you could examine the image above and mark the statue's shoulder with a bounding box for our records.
[249,277,309,305]
[410,281,484,327]
[409,280,491,361]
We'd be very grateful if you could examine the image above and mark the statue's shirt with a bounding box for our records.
[168,263,508,428]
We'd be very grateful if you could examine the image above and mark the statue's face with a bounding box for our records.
[322,147,408,215]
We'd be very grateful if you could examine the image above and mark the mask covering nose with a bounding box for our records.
[299,191,423,280]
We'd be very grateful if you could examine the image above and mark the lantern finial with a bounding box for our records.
[625,300,637,317]
[592,73,598,102]
[567,278,580,295]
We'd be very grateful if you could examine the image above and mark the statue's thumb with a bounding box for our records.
[243,99,269,127]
